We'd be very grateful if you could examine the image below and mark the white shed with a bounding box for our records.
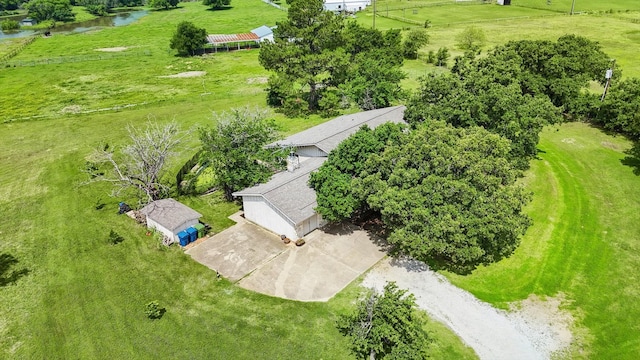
[140,199,202,242]
[251,25,274,43]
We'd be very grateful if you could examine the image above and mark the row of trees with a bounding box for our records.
[87,108,284,204]
[310,34,615,273]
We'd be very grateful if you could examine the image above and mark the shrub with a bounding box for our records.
[107,230,124,245]
[435,47,449,67]
[145,300,164,319]
[1,20,20,31]
[426,50,435,64]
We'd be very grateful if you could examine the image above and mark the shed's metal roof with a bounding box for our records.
[232,157,326,225]
[268,105,405,154]
[206,33,260,45]
[141,198,201,232]
[251,25,273,38]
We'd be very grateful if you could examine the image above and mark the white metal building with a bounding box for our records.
[233,106,406,240]
[140,198,202,242]
[251,25,274,43]
[324,0,371,12]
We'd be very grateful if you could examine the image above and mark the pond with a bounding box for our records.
[0,10,149,40]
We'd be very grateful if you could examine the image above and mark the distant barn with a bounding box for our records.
[206,25,274,52]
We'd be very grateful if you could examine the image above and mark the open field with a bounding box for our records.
[2,0,640,358]
[0,1,473,358]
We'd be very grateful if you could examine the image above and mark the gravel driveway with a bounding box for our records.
[362,257,572,360]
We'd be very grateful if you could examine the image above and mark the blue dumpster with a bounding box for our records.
[186,227,198,243]
[178,230,189,246]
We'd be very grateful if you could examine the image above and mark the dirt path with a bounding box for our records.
[362,258,572,360]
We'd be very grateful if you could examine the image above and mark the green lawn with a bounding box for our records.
[446,123,640,358]
[0,2,474,358]
[2,0,640,358]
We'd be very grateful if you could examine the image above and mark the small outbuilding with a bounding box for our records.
[20,18,37,26]
[140,198,202,243]
[251,25,274,43]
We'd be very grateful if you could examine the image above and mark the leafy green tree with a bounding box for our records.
[338,282,430,359]
[490,35,610,115]
[199,108,286,200]
[202,0,230,9]
[434,47,449,66]
[310,123,405,222]
[259,0,348,112]
[356,121,532,273]
[169,21,207,56]
[149,0,179,10]
[1,19,20,30]
[597,77,640,140]
[25,0,75,22]
[0,0,20,11]
[455,26,486,52]
[402,28,429,60]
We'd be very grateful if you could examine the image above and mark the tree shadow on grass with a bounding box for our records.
[621,142,640,176]
[0,253,30,287]
[205,6,234,11]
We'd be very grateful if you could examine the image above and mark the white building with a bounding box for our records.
[233,106,406,240]
[251,25,274,43]
[324,0,371,13]
[140,198,202,242]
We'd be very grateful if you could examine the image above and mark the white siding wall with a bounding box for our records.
[295,145,327,157]
[146,217,199,242]
[260,34,274,43]
[243,196,298,239]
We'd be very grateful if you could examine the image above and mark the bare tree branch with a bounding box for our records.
[85,119,187,204]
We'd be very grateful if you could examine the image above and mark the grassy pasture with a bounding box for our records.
[1,0,640,358]
[0,2,474,358]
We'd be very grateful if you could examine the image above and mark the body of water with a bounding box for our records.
[0,10,148,40]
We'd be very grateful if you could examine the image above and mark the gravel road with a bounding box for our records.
[362,257,572,360]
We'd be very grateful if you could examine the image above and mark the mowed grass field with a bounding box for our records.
[0,2,475,359]
[1,0,640,358]
[447,123,640,358]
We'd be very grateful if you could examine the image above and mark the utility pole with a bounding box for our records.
[570,0,576,15]
[601,59,616,102]
[373,0,376,29]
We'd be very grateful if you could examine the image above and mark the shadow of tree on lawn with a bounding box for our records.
[0,253,30,287]
[621,142,640,176]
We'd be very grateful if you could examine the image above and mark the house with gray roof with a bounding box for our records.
[233,106,405,240]
[141,198,202,242]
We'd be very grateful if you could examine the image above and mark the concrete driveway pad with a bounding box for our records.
[186,220,286,282]
[240,222,387,301]
[187,216,387,301]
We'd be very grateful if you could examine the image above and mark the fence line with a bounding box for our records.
[2,50,152,68]
[0,35,38,63]
[376,11,567,27]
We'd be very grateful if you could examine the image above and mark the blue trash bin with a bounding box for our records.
[186,227,198,243]
[178,230,189,246]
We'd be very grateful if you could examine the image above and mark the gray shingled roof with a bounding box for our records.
[232,157,327,225]
[141,198,202,232]
[268,105,405,154]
